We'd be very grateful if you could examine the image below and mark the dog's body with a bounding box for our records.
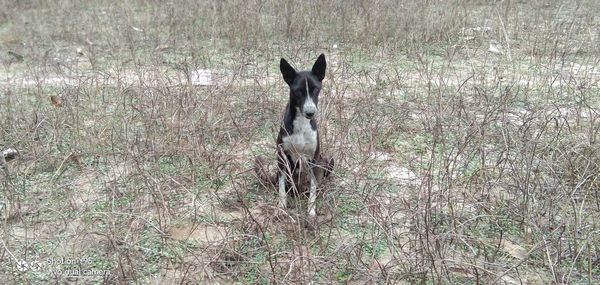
[254,155,333,195]
[260,54,332,217]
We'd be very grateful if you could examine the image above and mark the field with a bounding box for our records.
[1,0,600,284]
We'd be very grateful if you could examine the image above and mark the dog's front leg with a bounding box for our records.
[276,145,288,209]
[307,168,317,217]
[278,171,287,209]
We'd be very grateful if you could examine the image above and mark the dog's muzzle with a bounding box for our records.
[303,103,317,120]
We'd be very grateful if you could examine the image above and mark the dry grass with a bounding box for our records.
[1,0,600,284]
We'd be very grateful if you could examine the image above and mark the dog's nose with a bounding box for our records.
[305,112,315,119]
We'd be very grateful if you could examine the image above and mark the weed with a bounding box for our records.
[1,0,600,284]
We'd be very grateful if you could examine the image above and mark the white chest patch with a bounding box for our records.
[282,113,317,163]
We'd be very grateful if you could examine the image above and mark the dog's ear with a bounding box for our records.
[280,58,297,85]
[311,54,326,81]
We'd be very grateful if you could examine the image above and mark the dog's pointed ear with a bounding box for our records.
[280,58,297,85]
[311,54,326,81]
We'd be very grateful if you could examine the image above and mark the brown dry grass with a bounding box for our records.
[1,0,600,284]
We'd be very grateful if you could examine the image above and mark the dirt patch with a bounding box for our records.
[0,68,217,88]
[168,222,227,245]
[70,161,132,210]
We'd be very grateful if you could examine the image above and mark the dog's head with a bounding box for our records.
[280,54,326,120]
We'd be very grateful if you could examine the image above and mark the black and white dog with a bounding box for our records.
[275,54,332,217]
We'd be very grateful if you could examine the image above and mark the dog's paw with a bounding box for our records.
[303,214,318,230]
[278,198,288,209]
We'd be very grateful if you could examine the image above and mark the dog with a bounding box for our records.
[273,53,332,217]
[254,54,334,217]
